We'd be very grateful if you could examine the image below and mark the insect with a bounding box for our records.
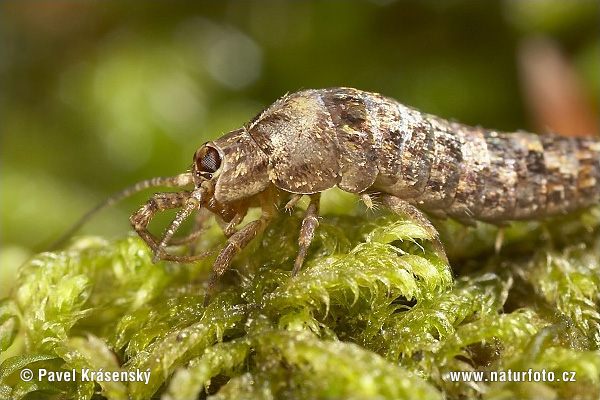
[60,88,600,304]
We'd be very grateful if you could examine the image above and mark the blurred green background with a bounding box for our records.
[1,1,598,296]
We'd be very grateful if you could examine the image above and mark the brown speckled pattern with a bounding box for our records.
[314,88,598,223]
[129,87,600,294]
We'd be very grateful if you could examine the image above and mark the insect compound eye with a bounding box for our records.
[194,145,222,180]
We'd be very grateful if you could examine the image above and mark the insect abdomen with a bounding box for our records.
[321,88,599,223]
[454,131,599,222]
[388,116,600,223]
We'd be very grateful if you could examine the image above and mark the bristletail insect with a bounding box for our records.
[56,88,600,305]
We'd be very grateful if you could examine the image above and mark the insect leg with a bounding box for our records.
[221,209,249,237]
[381,194,449,264]
[284,194,303,212]
[130,189,214,263]
[130,191,191,250]
[204,198,276,306]
[292,194,321,276]
[154,188,207,262]
[166,208,212,246]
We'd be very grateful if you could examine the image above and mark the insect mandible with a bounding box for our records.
[60,87,600,305]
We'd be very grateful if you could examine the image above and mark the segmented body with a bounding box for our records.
[122,87,599,303]
[242,87,599,224]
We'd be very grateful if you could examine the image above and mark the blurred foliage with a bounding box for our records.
[1,2,599,399]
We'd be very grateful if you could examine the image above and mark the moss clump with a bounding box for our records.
[1,195,599,399]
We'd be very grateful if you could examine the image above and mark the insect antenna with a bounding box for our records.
[50,173,194,250]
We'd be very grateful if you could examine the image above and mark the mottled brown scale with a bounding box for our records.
[70,87,598,305]
[444,124,490,224]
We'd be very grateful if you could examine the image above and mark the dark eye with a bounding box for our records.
[194,146,222,179]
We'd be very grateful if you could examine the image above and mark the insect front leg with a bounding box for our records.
[130,191,191,250]
[166,208,212,246]
[292,194,321,276]
[381,194,448,264]
[204,197,275,306]
[130,190,213,263]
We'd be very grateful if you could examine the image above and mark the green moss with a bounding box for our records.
[1,199,598,399]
